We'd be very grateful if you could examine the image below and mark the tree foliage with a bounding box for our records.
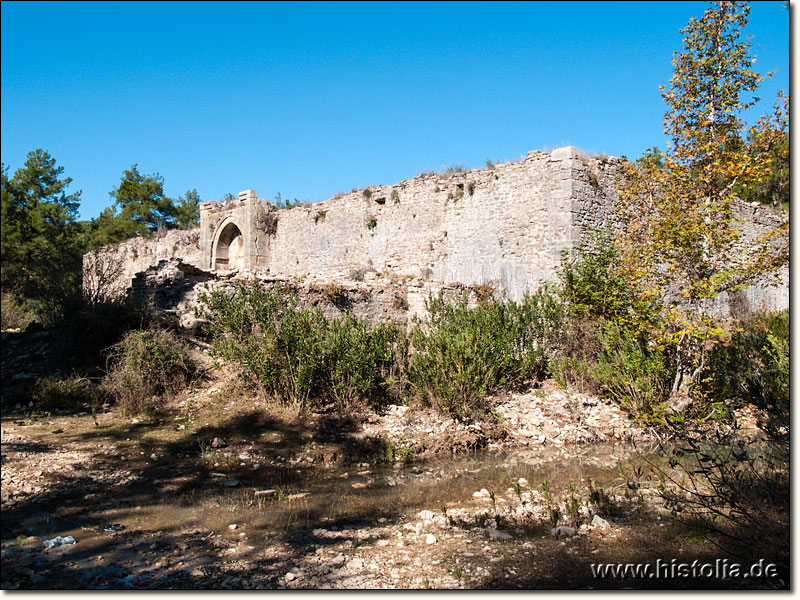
[109,165,175,237]
[1,149,85,324]
[87,167,201,248]
[615,1,788,401]
[174,188,201,229]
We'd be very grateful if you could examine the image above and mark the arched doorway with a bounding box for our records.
[213,222,245,271]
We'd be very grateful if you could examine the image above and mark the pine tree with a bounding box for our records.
[1,149,85,324]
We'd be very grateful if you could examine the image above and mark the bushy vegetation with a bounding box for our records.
[550,230,673,424]
[30,375,103,412]
[589,321,673,424]
[550,226,789,430]
[703,310,789,441]
[1,292,35,330]
[408,290,563,418]
[557,230,642,320]
[103,328,197,415]
[200,281,405,412]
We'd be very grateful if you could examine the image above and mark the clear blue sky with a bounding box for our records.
[1,1,789,220]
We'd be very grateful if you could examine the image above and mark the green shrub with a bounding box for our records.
[200,281,404,411]
[704,310,789,441]
[409,289,563,418]
[1,293,35,330]
[31,376,102,411]
[557,229,641,320]
[103,328,197,415]
[589,320,672,423]
[321,315,405,410]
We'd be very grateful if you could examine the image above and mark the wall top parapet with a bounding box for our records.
[238,189,258,202]
[550,146,579,161]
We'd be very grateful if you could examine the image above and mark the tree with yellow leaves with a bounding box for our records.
[616,1,788,405]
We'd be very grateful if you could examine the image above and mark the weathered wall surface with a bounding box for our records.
[86,145,788,319]
[130,259,483,330]
[261,147,605,300]
[82,229,201,302]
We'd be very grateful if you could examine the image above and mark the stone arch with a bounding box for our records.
[212,218,246,271]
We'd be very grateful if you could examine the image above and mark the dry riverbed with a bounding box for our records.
[1,374,772,590]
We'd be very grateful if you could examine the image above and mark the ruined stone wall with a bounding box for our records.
[86,145,787,317]
[130,259,483,330]
[264,147,601,300]
[82,229,202,302]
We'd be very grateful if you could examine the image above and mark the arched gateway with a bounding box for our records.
[198,190,272,272]
[212,220,245,271]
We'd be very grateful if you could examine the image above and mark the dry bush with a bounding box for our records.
[31,376,102,412]
[103,328,197,415]
[1,293,34,330]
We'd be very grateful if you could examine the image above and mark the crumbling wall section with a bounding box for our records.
[130,259,484,331]
[264,148,596,300]
[82,229,201,301]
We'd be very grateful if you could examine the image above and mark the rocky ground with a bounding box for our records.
[1,392,773,590]
[0,417,717,590]
[0,329,774,590]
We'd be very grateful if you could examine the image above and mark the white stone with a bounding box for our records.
[346,558,364,569]
[486,528,512,540]
[550,146,578,160]
[591,515,612,529]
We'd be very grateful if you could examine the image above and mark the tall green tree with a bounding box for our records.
[174,188,201,229]
[616,1,788,402]
[109,164,175,237]
[1,149,85,324]
[87,165,178,247]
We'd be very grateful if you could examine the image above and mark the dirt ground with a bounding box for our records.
[0,330,780,590]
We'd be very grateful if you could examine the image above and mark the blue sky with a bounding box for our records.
[1,1,789,220]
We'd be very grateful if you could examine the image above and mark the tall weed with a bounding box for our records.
[408,289,563,418]
[200,281,403,411]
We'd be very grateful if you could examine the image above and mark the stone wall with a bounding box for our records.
[254,146,605,301]
[130,259,484,330]
[82,229,202,302]
[85,145,788,319]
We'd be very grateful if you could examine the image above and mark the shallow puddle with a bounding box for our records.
[18,441,668,550]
